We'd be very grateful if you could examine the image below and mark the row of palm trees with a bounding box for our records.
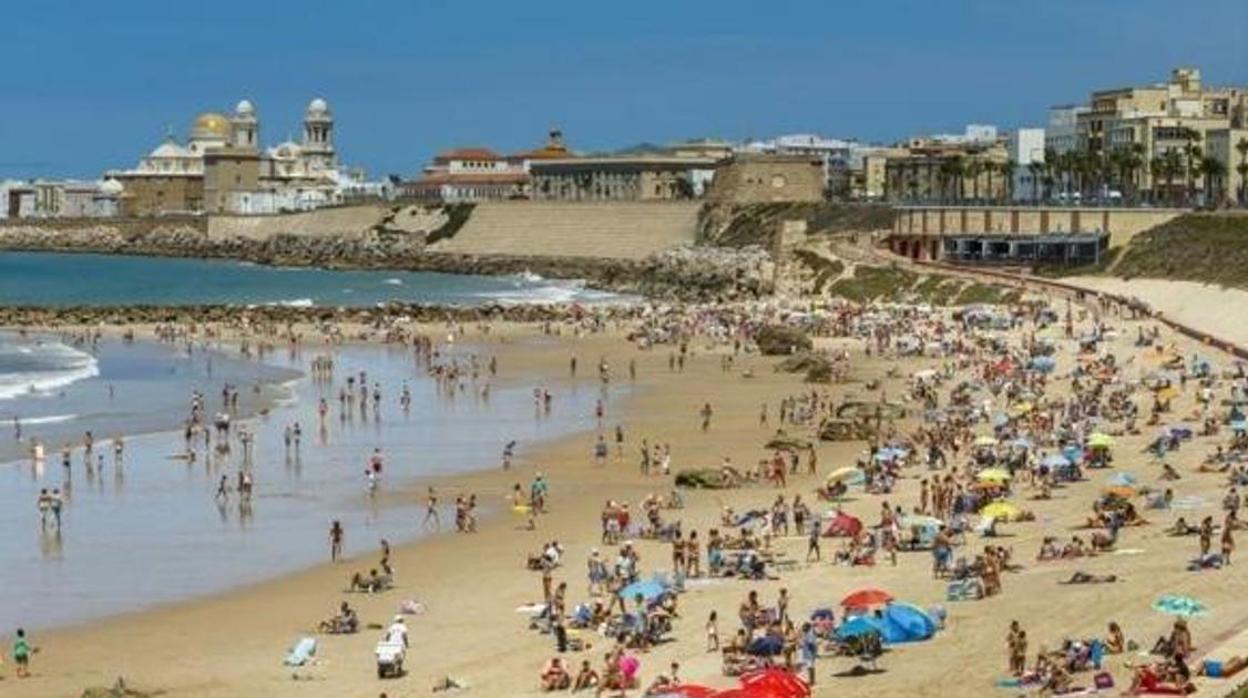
[902,156,1020,204]
[902,134,1248,208]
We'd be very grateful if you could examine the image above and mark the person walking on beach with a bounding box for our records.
[1007,620,1027,676]
[330,520,344,562]
[50,489,62,529]
[11,628,31,678]
[700,403,713,432]
[215,475,229,502]
[424,487,440,529]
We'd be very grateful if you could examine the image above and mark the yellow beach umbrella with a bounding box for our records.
[973,435,998,447]
[981,501,1022,521]
[1087,433,1115,449]
[1103,486,1136,499]
[826,467,861,484]
[977,468,1012,483]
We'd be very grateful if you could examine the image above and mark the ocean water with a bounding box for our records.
[0,333,298,463]
[0,251,626,307]
[0,335,622,631]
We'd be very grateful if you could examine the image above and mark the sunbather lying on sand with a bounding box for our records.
[1061,571,1118,584]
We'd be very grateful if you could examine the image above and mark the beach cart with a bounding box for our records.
[375,639,406,678]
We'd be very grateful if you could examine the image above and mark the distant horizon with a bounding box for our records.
[2,0,1244,180]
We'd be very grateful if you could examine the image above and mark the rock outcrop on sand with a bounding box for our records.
[755,324,813,355]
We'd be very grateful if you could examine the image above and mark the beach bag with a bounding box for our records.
[1094,671,1114,689]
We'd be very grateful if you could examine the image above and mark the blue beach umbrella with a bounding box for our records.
[835,615,885,640]
[883,603,937,642]
[620,578,667,602]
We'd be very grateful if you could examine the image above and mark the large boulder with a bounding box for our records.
[756,324,812,356]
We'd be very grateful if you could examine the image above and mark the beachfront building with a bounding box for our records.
[530,155,721,201]
[883,129,1010,204]
[399,147,529,202]
[1045,105,1087,156]
[1069,67,1248,205]
[1204,127,1248,207]
[108,98,378,216]
[1007,128,1046,203]
[3,179,123,219]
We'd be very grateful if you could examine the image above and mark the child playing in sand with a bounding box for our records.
[706,610,720,652]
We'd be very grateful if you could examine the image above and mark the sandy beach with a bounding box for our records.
[3,294,1248,698]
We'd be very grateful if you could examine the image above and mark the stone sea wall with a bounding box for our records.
[0,215,773,302]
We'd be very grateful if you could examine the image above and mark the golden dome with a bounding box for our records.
[191,112,231,139]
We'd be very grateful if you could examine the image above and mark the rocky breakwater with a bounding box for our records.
[0,216,778,302]
[0,301,654,330]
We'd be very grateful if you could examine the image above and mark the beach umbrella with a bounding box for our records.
[619,578,667,602]
[739,668,811,698]
[973,435,998,447]
[1062,445,1084,463]
[1153,594,1209,618]
[1011,402,1034,415]
[976,467,1012,483]
[1103,486,1136,499]
[1231,420,1248,434]
[1106,472,1137,487]
[980,501,1022,522]
[841,588,894,610]
[825,467,863,485]
[1041,454,1071,468]
[1011,437,1034,450]
[1087,433,1115,449]
[746,635,784,657]
[882,602,937,641]
[835,615,886,640]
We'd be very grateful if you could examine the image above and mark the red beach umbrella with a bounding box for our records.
[840,587,894,610]
[739,668,812,698]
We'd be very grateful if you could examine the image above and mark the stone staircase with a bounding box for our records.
[429,201,700,260]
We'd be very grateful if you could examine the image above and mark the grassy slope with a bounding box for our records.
[1110,213,1248,287]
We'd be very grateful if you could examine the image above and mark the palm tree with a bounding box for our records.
[1148,158,1165,205]
[946,156,965,204]
[1000,160,1017,203]
[1200,157,1224,207]
[1182,128,1202,206]
[1236,137,1248,206]
[1027,161,1043,203]
[965,158,983,203]
[1126,142,1146,204]
[1162,148,1184,207]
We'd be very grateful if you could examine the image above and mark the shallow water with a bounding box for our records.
[0,251,626,307]
[0,338,622,631]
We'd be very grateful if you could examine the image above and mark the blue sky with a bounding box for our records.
[1,0,1244,179]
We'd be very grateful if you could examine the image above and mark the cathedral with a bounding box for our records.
[108,98,374,216]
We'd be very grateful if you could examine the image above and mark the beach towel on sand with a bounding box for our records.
[284,636,317,666]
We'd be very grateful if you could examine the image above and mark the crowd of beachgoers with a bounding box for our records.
[8,284,1248,697]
